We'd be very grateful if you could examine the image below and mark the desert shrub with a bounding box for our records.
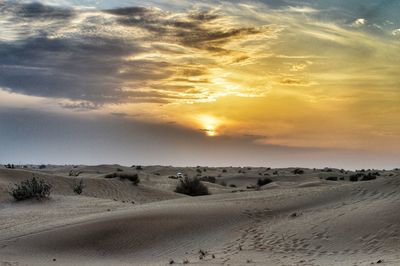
[349,173,361,182]
[219,181,227,187]
[273,171,278,175]
[10,176,51,201]
[222,169,227,173]
[293,168,304,175]
[73,179,85,195]
[136,165,143,170]
[196,168,202,173]
[360,173,378,181]
[175,177,209,196]
[168,175,179,179]
[361,175,376,181]
[199,176,216,183]
[117,168,123,172]
[119,173,140,185]
[39,164,46,169]
[257,177,273,187]
[4,164,15,169]
[105,173,118,178]
[69,170,81,177]
[326,176,338,181]
[229,184,237,188]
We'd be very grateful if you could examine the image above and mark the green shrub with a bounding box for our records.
[10,177,51,201]
[175,177,209,196]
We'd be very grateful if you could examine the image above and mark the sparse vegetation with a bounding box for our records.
[119,173,140,185]
[104,173,140,185]
[199,176,216,183]
[10,176,52,201]
[360,172,378,181]
[39,164,46,169]
[349,172,379,182]
[326,176,338,181]
[257,177,273,187]
[135,165,143,170]
[4,164,15,169]
[175,176,209,196]
[349,173,362,182]
[222,169,227,173]
[219,180,227,187]
[229,184,237,188]
[73,179,85,195]
[105,173,118,179]
[293,168,304,175]
[69,170,81,177]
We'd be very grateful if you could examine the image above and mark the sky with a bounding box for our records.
[0,0,399,169]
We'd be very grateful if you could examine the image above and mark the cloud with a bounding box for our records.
[15,2,75,20]
[0,2,279,107]
[392,29,400,36]
[352,18,367,27]
[104,7,271,53]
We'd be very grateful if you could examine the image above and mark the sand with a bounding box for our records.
[0,165,399,265]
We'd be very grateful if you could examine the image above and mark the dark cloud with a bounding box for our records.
[0,2,75,21]
[104,7,266,52]
[0,35,153,103]
[15,2,75,20]
[61,101,100,111]
[0,2,271,106]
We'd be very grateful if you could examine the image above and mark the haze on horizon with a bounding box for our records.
[0,0,399,169]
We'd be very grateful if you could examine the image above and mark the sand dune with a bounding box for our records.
[1,166,400,265]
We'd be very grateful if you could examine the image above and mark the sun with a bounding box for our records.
[197,115,221,137]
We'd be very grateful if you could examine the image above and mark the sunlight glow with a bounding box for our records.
[197,115,221,137]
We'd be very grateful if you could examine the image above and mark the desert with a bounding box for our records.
[1,165,399,265]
